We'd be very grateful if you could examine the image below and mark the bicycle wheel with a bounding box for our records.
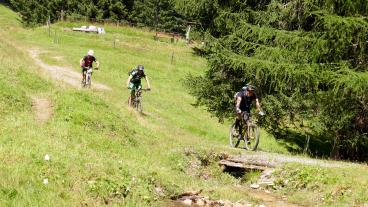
[229,123,245,148]
[135,97,142,113]
[86,75,91,88]
[81,78,86,88]
[245,124,260,151]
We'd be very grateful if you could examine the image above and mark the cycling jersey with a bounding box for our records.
[82,55,96,68]
[129,69,146,84]
[236,91,257,112]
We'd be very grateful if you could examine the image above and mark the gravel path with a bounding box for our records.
[226,151,360,168]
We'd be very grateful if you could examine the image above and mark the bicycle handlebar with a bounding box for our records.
[239,111,265,116]
[126,88,151,91]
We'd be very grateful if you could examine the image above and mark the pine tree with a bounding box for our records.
[132,0,185,32]
[185,0,368,160]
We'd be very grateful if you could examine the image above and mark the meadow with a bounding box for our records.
[1,4,367,206]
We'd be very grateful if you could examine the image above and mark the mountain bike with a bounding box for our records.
[229,112,262,151]
[82,67,98,88]
[129,88,150,113]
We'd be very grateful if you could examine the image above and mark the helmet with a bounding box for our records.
[87,50,94,56]
[242,84,255,92]
[247,85,255,91]
[137,65,144,71]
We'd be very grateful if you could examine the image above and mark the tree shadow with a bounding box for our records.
[274,130,332,158]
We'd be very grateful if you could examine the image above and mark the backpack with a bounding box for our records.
[128,69,137,76]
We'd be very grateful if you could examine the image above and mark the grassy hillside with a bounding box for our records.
[0,4,286,206]
[1,4,367,207]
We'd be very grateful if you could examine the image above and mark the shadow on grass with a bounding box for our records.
[274,130,332,158]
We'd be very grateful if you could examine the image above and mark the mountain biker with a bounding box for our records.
[234,85,262,134]
[126,65,151,106]
[80,50,99,83]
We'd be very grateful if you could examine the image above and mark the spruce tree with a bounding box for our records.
[184,0,368,160]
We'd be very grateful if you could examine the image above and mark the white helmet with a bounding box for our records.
[87,50,94,56]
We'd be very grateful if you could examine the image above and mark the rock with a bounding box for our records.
[154,187,165,197]
[44,154,50,161]
[233,202,244,207]
[223,202,232,207]
[194,198,206,206]
[259,181,274,186]
[250,184,260,189]
[182,199,192,206]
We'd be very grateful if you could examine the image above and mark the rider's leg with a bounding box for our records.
[128,82,137,107]
[235,113,242,138]
[235,114,241,129]
[244,109,251,143]
[82,68,87,83]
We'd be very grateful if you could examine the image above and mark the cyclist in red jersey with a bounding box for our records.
[80,50,100,83]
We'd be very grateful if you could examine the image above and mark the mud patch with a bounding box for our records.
[31,96,53,123]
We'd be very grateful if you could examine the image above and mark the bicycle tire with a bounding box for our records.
[137,99,142,113]
[81,78,86,88]
[86,74,91,88]
[229,123,244,148]
[244,124,260,151]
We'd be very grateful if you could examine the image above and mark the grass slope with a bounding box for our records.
[0,4,367,207]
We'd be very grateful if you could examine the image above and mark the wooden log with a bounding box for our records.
[219,160,270,171]
[225,157,278,168]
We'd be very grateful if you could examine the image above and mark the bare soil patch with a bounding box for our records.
[31,96,53,123]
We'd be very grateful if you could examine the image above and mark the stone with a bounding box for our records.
[250,184,260,189]
[182,199,192,206]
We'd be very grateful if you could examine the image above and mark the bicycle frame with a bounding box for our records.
[130,88,149,112]
[82,67,93,88]
[237,112,252,131]
[230,111,260,150]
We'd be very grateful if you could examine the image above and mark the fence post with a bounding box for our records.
[54,30,56,44]
[170,51,175,65]
[60,10,65,21]
[48,16,51,37]
[304,135,310,154]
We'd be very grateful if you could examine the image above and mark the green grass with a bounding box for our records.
[273,163,368,206]
[1,4,367,206]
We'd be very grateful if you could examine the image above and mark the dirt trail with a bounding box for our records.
[28,49,111,90]
[31,97,53,123]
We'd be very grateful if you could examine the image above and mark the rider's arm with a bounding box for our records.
[95,60,100,69]
[126,75,132,88]
[80,58,84,67]
[145,76,151,89]
[236,96,242,110]
[255,98,261,111]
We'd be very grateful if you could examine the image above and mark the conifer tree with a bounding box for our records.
[184,0,368,160]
